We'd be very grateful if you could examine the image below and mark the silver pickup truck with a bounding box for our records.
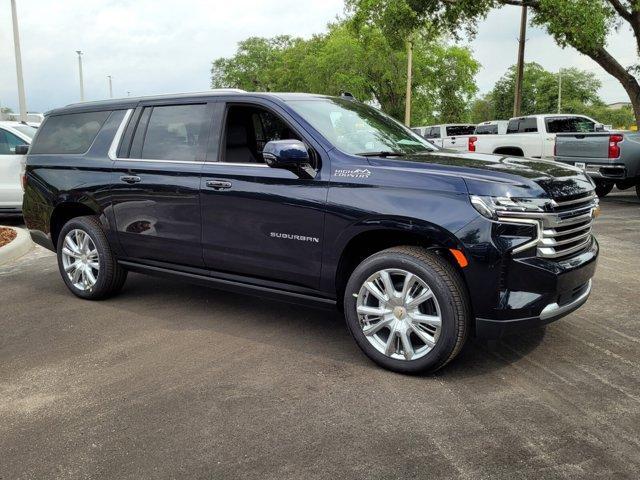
[554,131,640,198]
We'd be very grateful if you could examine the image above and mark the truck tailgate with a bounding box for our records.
[555,133,609,158]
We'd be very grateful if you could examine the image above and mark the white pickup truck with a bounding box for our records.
[413,124,476,151]
[469,114,602,158]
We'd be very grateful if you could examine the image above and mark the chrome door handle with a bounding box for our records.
[206,179,232,190]
[120,175,141,184]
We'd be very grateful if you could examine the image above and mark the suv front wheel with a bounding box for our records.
[343,246,470,374]
[56,216,127,300]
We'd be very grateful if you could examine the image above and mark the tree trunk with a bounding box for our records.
[587,46,640,129]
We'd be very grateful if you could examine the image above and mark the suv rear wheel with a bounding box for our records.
[343,246,470,374]
[56,216,127,300]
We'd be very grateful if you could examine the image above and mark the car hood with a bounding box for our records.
[368,151,595,199]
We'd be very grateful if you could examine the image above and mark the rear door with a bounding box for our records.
[0,128,27,211]
[199,99,328,289]
[110,102,212,267]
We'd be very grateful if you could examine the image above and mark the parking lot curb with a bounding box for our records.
[0,226,34,266]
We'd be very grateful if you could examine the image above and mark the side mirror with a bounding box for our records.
[14,144,29,155]
[594,123,605,132]
[263,140,315,179]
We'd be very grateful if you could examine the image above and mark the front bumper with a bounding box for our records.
[476,279,592,338]
[0,206,23,216]
[457,216,599,339]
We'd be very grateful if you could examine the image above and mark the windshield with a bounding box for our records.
[287,98,436,155]
[13,125,37,139]
[545,116,596,133]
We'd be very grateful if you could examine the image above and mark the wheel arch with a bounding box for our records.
[50,201,102,249]
[331,222,467,306]
[493,146,524,157]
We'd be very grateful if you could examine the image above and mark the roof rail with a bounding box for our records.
[210,88,246,93]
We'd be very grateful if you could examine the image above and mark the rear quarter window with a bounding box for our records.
[30,111,111,154]
[446,125,476,136]
[475,124,497,135]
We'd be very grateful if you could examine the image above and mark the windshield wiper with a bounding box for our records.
[356,151,405,157]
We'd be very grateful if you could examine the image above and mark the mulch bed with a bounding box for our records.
[0,227,17,248]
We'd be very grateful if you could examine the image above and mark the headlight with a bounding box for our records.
[470,195,554,220]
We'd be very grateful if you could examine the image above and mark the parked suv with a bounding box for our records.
[23,91,599,373]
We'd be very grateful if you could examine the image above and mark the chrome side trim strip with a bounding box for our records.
[539,280,592,320]
[108,109,133,160]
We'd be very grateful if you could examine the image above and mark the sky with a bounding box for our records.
[0,0,637,113]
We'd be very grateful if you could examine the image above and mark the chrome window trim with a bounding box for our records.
[108,108,269,167]
[108,108,133,161]
[108,108,204,165]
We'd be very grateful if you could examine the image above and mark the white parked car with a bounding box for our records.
[468,114,602,158]
[3,112,44,127]
[413,124,477,151]
[0,121,36,215]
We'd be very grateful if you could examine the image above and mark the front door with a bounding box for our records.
[111,102,212,267]
[200,100,328,290]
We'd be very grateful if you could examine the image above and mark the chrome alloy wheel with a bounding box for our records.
[356,269,442,361]
[61,229,100,291]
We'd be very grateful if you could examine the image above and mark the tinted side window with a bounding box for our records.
[139,104,208,161]
[430,127,441,139]
[545,117,595,133]
[446,125,476,136]
[475,124,497,135]
[30,111,110,154]
[0,129,24,155]
[223,104,301,164]
[507,119,520,134]
[520,117,538,133]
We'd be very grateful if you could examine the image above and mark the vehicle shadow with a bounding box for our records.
[0,216,25,227]
[111,273,548,376]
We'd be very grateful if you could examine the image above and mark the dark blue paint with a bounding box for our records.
[23,92,599,337]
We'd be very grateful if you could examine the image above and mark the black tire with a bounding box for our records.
[56,216,127,300]
[594,181,614,198]
[343,246,470,374]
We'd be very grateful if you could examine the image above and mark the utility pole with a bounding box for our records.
[107,75,113,98]
[404,38,413,127]
[513,5,527,117]
[10,0,28,123]
[76,50,85,101]
[557,69,562,113]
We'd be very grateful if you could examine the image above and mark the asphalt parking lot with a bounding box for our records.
[1,189,639,480]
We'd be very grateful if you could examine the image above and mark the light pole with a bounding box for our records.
[107,75,113,98]
[513,5,527,117]
[404,38,413,127]
[557,69,563,113]
[76,50,85,101]
[10,0,28,123]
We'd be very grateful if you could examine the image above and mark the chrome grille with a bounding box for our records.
[495,190,598,260]
[538,191,597,259]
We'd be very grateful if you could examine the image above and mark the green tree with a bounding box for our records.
[211,22,479,124]
[487,63,602,118]
[469,94,495,123]
[347,0,640,127]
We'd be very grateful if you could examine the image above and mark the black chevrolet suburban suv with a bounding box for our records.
[23,91,599,373]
